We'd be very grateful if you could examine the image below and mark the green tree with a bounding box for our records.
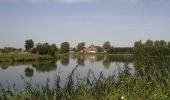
[160,40,167,47]
[134,40,170,56]
[77,42,85,52]
[103,41,111,50]
[96,46,103,52]
[154,40,160,47]
[168,42,170,48]
[25,39,34,51]
[144,40,153,47]
[51,44,58,52]
[32,43,55,56]
[72,48,77,52]
[60,42,70,53]
[133,40,145,56]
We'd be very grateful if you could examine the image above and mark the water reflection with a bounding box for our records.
[77,55,85,66]
[32,60,57,72]
[0,66,8,70]
[103,55,111,68]
[0,54,137,90]
[60,55,69,66]
[25,66,34,77]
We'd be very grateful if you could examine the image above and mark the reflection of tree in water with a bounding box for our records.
[25,66,34,77]
[0,66,8,70]
[32,60,57,72]
[77,55,85,66]
[69,54,76,60]
[103,55,111,69]
[96,55,104,61]
[60,56,69,66]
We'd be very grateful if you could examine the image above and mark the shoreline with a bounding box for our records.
[0,52,134,63]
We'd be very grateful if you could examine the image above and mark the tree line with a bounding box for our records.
[23,40,134,56]
[0,39,169,56]
[25,39,70,56]
[134,40,170,57]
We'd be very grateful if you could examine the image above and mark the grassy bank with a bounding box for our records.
[0,53,55,62]
[0,52,133,63]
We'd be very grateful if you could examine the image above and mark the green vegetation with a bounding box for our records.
[0,47,22,54]
[103,41,112,51]
[0,39,169,62]
[109,47,133,54]
[0,57,169,100]
[25,39,34,51]
[60,42,70,53]
[32,43,56,56]
[77,42,85,52]
[96,46,103,53]
[32,60,57,72]
[0,53,54,62]
[134,40,170,57]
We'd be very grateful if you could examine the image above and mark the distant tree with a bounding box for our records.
[72,48,77,52]
[32,43,55,56]
[96,46,103,52]
[103,41,111,50]
[154,40,160,47]
[160,40,167,47]
[60,42,70,53]
[77,42,85,52]
[134,40,170,56]
[144,40,153,47]
[168,42,170,48]
[25,39,34,51]
[51,44,58,52]
[133,40,145,56]
[109,47,133,54]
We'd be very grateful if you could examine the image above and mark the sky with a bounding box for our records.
[0,0,170,48]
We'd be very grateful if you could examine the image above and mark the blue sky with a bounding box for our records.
[0,0,170,48]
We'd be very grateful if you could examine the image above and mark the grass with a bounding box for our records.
[0,53,55,62]
[0,57,169,100]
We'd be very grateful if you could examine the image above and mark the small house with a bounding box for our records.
[84,45,97,53]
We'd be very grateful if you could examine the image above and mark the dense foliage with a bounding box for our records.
[134,40,170,57]
[32,43,56,56]
[103,41,112,50]
[25,39,34,51]
[76,42,85,52]
[109,47,133,54]
[96,46,104,52]
[60,42,70,53]
[0,47,22,54]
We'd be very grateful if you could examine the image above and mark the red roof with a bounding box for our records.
[84,45,97,52]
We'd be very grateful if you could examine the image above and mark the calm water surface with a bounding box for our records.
[0,55,135,90]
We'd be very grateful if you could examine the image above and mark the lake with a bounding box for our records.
[0,54,144,90]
